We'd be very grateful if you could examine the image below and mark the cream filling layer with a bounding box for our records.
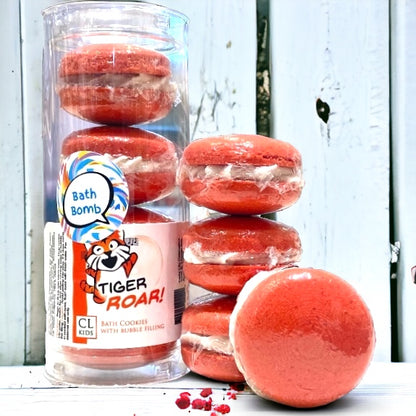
[63,73,174,91]
[184,242,301,266]
[60,73,179,105]
[108,154,177,175]
[181,332,234,355]
[184,164,302,185]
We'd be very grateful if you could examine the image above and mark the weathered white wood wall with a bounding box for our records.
[1,0,411,365]
[0,0,26,365]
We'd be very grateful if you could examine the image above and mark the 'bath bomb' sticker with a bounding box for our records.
[57,151,129,243]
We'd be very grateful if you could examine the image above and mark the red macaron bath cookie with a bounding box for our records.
[58,43,178,125]
[182,215,302,295]
[61,126,178,205]
[178,134,304,215]
[62,205,176,372]
[229,267,375,408]
[181,294,245,382]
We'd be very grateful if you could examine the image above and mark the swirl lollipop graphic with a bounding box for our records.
[57,151,129,243]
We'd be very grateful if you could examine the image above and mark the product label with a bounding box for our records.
[57,151,129,244]
[44,222,187,349]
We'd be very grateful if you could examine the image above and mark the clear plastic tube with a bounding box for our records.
[42,1,189,385]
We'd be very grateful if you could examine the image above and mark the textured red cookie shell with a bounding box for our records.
[178,134,304,215]
[59,44,171,77]
[182,215,301,295]
[181,294,245,382]
[58,43,177,125]
[63,206,175,370]
[230,267,375,408]
[61,126,178,205]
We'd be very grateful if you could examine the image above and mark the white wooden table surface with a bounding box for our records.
[0,362,415,415]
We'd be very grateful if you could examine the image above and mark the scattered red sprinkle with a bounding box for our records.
[203,398,213,411]
[175,396,191,409]
[200,388,213,397]
[214,404,231,414]
[226,391,237,400]
[192,398,206,409]
[174,384,243,414]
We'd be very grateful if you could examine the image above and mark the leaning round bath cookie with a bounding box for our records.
[181,294,245,382]
[61,126,178,205]
[178,134,303,215]
[182,215,301,295]
[229,267,375,408]
[58,43,178,125]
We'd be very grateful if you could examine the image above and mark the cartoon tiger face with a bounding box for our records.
[85,230,132,272]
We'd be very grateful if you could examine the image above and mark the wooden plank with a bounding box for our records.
[0,0,26,365]
[144,0,257,145]
[177,0,257,142]
[270,0,391,361]
[20,0,49,365]
[390,0,416,362]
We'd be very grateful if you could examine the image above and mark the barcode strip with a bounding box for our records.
[174,287,186,325]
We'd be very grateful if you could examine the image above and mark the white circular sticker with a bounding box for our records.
[57,151,129,243]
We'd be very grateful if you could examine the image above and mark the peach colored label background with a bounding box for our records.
[45,222,187,349]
